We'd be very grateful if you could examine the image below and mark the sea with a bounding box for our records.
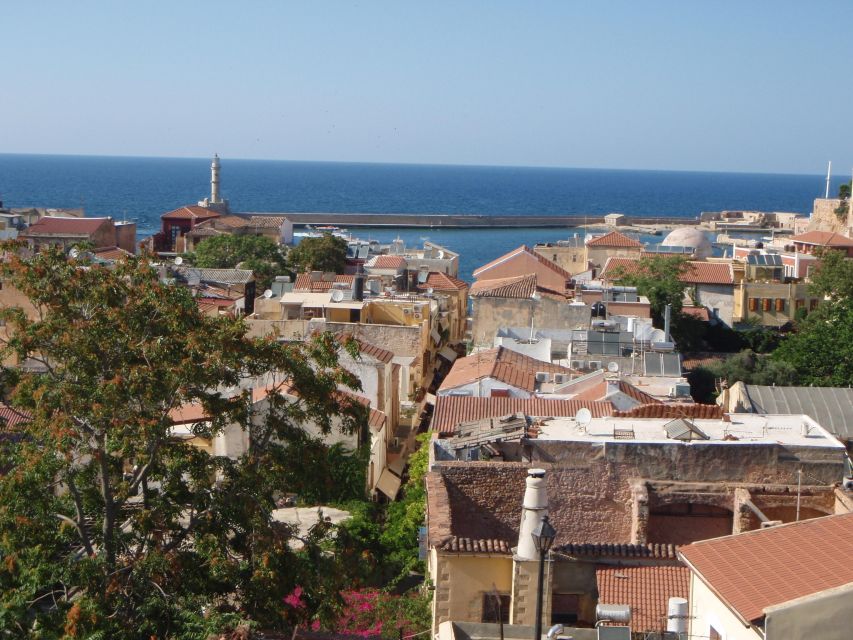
[0,154,839,281]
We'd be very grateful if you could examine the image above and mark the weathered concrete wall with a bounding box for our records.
[533,244,588,276]
[471,297,591,347]
[694,283,734,326]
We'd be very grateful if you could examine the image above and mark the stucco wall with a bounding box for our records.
[471,297,591,347]
[475,252,569,293]
[694,284,734,326]
[431,553,514,633]
[764,582,853,640]
[688,574,759,640]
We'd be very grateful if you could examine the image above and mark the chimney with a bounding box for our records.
[516,468,548,560]
[663,303,672,342]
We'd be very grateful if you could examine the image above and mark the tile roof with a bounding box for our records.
[790,230,853,247]
[213,215,251,228]
[600,257,734,285]
[679,513,853,624]
[248,215,290,228]
[173,266,255,285]
[338,335,395,364]
[596,565,689,632]
[473,245,572,281]
[557,542,680,559]
[682,305,710,321]
[431,396,614,434]
[293,273,354,292]
[616,380,663,405]
[470,274,538,298]
[586,230,643,248]
[23,216,111,236]
[417,271,469,292]
[439,347,575,394]
[0,403,31,428]
[613,403,722,419]
[92,246,134,260]
[161,205,221,221]
[365,254,407,270]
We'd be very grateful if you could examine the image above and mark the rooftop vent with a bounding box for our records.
[664,418,710,441]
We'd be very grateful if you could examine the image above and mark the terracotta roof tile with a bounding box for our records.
[161,205,221,221]
[613,403,722,419]
[679,513,853,624]
[617,380,663,405]
[790,230,853,247]
[92,246,134,260]
[293,273,354,292]
[417,271,469,292]
[342,336,394,364]
[682,305,710,321]
[596,565,690,632]
[557,542,680,559]
[0,403,31,428]
[248,215,290,228]
[365,254,407,270]
[586,230,643,248]
[23,216,111,236]
[470,274,537,298]
[473,245,572,282]
[600,257,734,285]
[439,347,575,394]
[431,396,614,434]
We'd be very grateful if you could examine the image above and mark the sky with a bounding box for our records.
[3,1,853,174]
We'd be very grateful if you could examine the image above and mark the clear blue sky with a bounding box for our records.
[3,1,852,174]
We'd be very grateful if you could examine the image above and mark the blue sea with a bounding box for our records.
[0,154,838,280]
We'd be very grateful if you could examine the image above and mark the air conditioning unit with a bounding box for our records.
[588,361,602,371]
[571,360,585,371]
[403,307,412,315]
[669,383,692,398]
[554,373,571,384]
[535,371,551,383]
[413,312,423,320]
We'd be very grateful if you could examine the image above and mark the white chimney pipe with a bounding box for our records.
[663,304,672,343]
[516,468,548,560]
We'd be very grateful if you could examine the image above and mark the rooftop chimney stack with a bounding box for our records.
[516,468,549,560]
[663,304,672,343]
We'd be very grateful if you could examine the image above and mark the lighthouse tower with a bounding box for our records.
[198,154,231,213]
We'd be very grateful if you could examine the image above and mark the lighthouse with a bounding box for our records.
[198,154,231,213]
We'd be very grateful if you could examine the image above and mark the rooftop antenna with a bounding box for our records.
[825,161,832,198]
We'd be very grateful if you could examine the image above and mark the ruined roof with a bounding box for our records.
[740,384,853,442]
[439,347,575,394]
[596,565,690,632]
[431,396,615,434]
[600,257,734,285]
[790,230,853,247]
[416,271,469,292]
[586,230,642,248]
[92,246,134,260]
[293,273,354,292]
[23,216,111,236]
[679,513,853,624]
[426,462,635,553]
[613,403,722,420]
[616,380,662,406]
[161,205,221,221]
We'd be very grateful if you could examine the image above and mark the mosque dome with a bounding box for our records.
[661,226,712,259]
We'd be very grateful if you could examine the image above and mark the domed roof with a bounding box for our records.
[661,226,712,259]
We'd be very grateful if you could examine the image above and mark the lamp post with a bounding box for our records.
[531,515,557,640]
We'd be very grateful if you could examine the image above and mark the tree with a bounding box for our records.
[706,349,799,387]
[0,246,367,637]
[288,233,348,274]
[608,254,689,326]
[192,234,288,289]
[808,247,853,301]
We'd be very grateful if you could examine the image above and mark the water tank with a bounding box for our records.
[595,603,631,623]
[666,597,688,635]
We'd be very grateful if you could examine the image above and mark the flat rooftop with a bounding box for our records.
[536,413,844,448]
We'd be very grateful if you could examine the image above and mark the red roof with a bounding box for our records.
[682,305,710,321]
[24,216,111,236]
[613,403,722,419]
[161,205,221,221]
[596,565,689,632]
[439,347,575,394]
[790,230,853,247]
[586,230,642,248]
[679,513,853,624]
[431,395,614,434]
[0,403,31,428]
[470,274,537,298]
[293,273,354,292]
[616,380,663,405]
[417,271,469,292]
[365,255,407,270]
[601,257,734,285]
[93,246,134,260]
[473,245,572,281]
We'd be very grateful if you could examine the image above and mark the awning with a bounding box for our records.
[438,346,458,363]
[376,469,403,500]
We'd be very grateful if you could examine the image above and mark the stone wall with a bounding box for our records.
[809,198,852,234]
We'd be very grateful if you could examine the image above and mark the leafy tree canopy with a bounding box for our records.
[0,246,367,638]
[192,234,288,289]
[288,233,348,274]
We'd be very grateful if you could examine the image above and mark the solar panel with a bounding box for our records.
[598,627,631,640]
[662,353,682,376]
[644,353,662,376]
[747,254,782,266]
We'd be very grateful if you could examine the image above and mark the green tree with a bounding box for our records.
[0,246,367,637]
[609,254,690,330]
[288,233,348,274]
[193,234,288,289]
[808,247,853,301]
[706,349,799,387]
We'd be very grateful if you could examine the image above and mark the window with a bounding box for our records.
[551,593,580,624]
[748,298,758,312]
[775,298,785,312]
[709,626,722,640]
[762,298,771,312]
[482,594,510,624]
[810,299,818,310]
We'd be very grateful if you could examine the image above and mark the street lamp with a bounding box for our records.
[531,515,557,640]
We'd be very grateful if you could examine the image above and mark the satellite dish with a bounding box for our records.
[68,247,79,259]
[174,256,183,265]
[436,250,445,259]
[575,408,592,429]
[262,289,274,299]
[607,361,619,373]
[426,287,434,295]
[331,289,344,302]
[531,292,542,301]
